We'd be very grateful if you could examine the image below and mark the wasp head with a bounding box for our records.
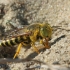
[40,23,52,40]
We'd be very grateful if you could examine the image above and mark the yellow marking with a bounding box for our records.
[3,41,7,47]
[2,40,9,47]
[23,36,27,39]
[6,39,13,46]
[12,38,17,44]
[17,36,21,42]
[6,40,9,42]
[7,40,12,46]
[30,29,39,42]
[0,41,4,46]
[0,43,1,46]
[40,40,43,44]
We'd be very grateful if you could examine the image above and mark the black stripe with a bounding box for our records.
[18,36,28,42]
[20,36,25,41]
[27,37,31,43]
[24,41,29,44]
[1,43,6,47]
[10,40,16,45]
[5,41,11,46]
[37,35,43,39]
[15,37,21,43]
[24,37,31,44]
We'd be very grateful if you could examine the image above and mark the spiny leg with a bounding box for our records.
[31,43,40,54]
[13,43,23,59]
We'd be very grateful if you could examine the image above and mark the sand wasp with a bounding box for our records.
[0,23,52,59]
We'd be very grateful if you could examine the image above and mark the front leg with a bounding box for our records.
[40,38,50,49]
[31,43,40,54]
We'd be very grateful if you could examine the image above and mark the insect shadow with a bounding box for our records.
[25,47,47,60]
[50,35,66,46]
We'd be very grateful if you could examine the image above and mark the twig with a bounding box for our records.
[0,58,45,64]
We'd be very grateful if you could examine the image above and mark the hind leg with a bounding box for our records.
[13,43,23,59]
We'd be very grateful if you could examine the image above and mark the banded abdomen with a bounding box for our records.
[0,35,31,47]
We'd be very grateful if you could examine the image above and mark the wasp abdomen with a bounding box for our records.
[0,36,30,47]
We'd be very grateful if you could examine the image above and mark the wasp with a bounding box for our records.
[0,23,52,59]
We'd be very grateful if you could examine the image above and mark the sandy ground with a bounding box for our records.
[0,0,70,70]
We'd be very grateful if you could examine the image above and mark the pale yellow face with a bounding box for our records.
[40,23,52,39]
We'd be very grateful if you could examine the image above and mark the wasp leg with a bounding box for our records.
[31,43,40,54]
[43,38,50,49]
[44,41,50,49]
[40,39,50,49]
[13,43,23,59]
